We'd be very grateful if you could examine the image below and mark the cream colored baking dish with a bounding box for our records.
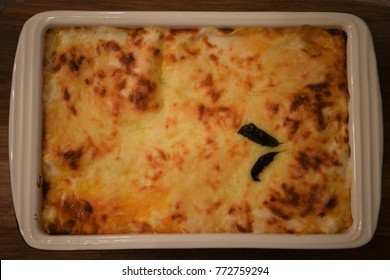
[9,11,382,250]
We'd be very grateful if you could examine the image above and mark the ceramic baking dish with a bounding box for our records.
[9,11,382,250]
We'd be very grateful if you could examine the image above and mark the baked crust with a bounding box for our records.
[41,26,351,234]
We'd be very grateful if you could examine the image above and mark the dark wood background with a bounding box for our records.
[1,0,389,259]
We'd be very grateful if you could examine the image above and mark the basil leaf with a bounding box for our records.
[238,123,280,147]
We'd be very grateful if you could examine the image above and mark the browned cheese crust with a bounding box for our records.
[41,26,351,234]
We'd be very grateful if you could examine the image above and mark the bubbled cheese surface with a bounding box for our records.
[41,26,351,234]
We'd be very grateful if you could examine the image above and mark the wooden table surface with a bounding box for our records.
[1,0,389,259]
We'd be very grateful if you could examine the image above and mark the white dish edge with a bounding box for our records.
[8,11,383,250]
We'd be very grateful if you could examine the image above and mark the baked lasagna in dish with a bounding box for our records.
[41,26,352,234]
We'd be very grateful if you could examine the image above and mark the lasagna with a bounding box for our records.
[41,26,352,234]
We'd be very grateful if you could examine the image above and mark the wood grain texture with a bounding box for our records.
[0,0,389,259]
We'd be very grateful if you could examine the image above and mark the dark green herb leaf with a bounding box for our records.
[238,123,280,147]
[251,152,279,182]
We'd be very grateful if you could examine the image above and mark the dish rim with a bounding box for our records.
[8,11,382,250]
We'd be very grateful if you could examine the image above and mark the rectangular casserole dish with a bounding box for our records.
[9,11,382,250]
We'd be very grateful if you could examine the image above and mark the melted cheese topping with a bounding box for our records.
[41,26,351,234]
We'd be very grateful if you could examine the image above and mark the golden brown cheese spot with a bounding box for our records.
[326,28,347,39]
[288,84,336,131]
[336,113,342,122]
[60,53,67,63]
[117,79,127,91]
[244,79,253,90]
[200,74,213,87]
[306,82,330,95]
[60,198,96,233]
[265,218,277,230]
[42,180,50,200]
[208,90,221,103]
[94,86,106,97]
[101,214,108,222]
[244,204,254,233]
[53,64,62,72]
[202,36,217,48]
[296,151,323,171]
[129,78,156,110]
[96,69,107,79]
[338,82,347,91]
[63,88,70,101]
[136,222,154,233]
[344,133,349,144]
[45,195,98,235]
[61,88,78,115]
[97,39,136,74]
[99,40,121,52]
[229,202,254,233]
[55,45,89,75]
[185,46,200,56]
[209,54,219,64]
[197,74,223,103]
[218,28,234,34]
[70,56,84,72]
[63,148,83,170]
[290,94,310,112]
[165,34,175,41]
[169,29,197,36]
[269,205,291,220]
[197,104,242,130]
[153,48,161,56]
[281,184,300,207]
[170,212,187,222]
[120,53,135,72]
[164,117,177,129]
[314,101,333,130]
[145,149,170,182]
[283,117,300,139]
[169,201,187,223]
[131,28,147,48]
[318,196,339,218]
[206,201,222,214]
[326,197,337,210]
[46,222,72,235]
[167,53,177,63]
[83,200,94,214]
[265,101,280,115]
[132,28,146,39]
[265,183,326,220]
[69,105,77,116]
